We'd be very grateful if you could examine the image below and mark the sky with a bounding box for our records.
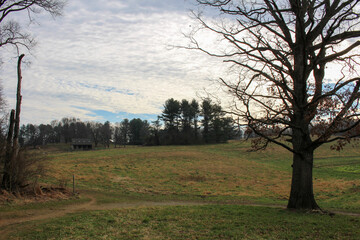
[1,0,352,126]
[1,0,226,125]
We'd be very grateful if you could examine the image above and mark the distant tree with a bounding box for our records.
[88,122,103,148]
[162,98,181,130]
[140,120,150,144]
[119,118,130,147]
[58,117,89,143]
[179,99,201,144]
[147,117,162,145]
[74,121,90,139]
[24,124,40,148]
[188,0,360,210]
[67,118,85,140]
[60,117,71,143]
[161,98,181,144]
[114,123,121,148]
[129,118,149,145]
[38,124,53,145]
[200,98,235,143]
[50,120,61,143]
[100,121,112,148]
[18,124,26,146]
[190,99,200,141]
[180,99,193,144]
[181,99,192,130]
[201,98,215,143]
[212,117,236,143]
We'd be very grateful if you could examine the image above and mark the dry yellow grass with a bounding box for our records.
[33,141,359,209]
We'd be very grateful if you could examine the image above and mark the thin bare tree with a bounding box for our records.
[1,54,24,190]
[0,0,65,191]
[187,0,360,210]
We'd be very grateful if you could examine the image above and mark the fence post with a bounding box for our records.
[73,174,75,195]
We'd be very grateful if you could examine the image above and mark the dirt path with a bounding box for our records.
[0,194,96,228]
[0,194,209,239]
[0,193,359,239]
[0,197,209,229]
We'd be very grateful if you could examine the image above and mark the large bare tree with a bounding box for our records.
[188,0,360,210]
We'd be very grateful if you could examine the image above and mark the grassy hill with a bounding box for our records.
[39,140,360,210]
[1,140,359,239]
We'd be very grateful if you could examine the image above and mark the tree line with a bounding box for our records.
[19,98,238,148]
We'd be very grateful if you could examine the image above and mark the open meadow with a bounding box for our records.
[0,140,359,239]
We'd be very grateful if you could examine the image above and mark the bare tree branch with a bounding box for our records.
[0,0,65,53]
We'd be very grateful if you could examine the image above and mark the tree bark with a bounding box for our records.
[288,128,320,209]
[1,110,15,189]
[1,54,25,191]
[12,54,25,159]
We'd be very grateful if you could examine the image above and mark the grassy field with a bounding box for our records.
[1,140,360,239]
[37,141,360,210]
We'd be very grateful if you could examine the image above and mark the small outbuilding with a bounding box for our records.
[72,138,93,150]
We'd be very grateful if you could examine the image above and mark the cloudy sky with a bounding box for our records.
[1,0,227,124]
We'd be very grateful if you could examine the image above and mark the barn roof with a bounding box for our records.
[72,138,93,145]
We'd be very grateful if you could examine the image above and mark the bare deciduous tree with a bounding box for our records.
[188,0,360,210]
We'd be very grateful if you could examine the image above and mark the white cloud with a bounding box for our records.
[1,0,226,124]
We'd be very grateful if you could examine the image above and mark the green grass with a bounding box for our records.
[39,145,290,203]
[2,141,359,239]
[14,205,360,240]
[23,141,358,211]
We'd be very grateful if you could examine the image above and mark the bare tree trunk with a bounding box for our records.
[287,151,320,209]
[5,110,15,159]
[287,126,320,210]
[1,54,25,191]
[1,110,15,189]
[13,54,25,157]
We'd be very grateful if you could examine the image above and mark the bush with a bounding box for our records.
[0,149,45,193]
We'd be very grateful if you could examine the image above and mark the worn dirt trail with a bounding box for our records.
[0,193,359,239]
[0,193,208,239]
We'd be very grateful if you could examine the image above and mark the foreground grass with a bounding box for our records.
[14,205,359,240]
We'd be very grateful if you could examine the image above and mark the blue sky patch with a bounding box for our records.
[74,106,158,123]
